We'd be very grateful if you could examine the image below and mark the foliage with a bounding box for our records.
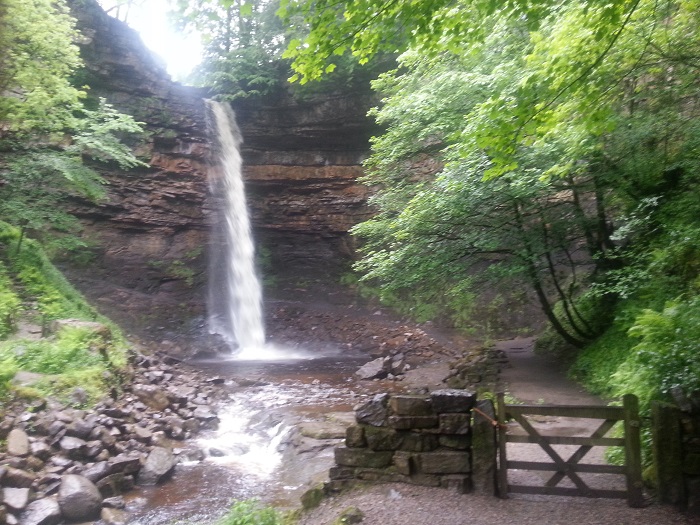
[0,0,84,136]
[0,261,21,338]
[0,220,127,404]
[216,500,282,525]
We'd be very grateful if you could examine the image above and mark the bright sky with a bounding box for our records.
[97,0,203,81]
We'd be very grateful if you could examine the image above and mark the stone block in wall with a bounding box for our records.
[334,446,394,469]
[430,390,476,413]
[355,394,389,427]
[408,473,442,487]
[683,453,700,475]
[439,414,471,435]
[440,474,473,494]
[364,427,402,451]
[398,432,439,452]
[438,434,472,450]
[388,415,438,430]
[345,426,366,448]
[417,451,471,474]
[687,478,700,515]
[389,395,434,416]
[355,468,409,484]
[329,466,356,480]
[393,452,414,476]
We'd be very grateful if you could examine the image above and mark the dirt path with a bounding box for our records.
[298,337,698,525]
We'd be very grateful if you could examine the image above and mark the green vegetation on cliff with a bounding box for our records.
[0,221,127,404]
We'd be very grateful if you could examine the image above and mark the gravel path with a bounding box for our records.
[296,337,699,525]
[297,482,696,525]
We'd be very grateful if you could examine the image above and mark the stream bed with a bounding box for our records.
[123,349,396,524]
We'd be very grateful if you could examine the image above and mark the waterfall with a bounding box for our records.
[206,99,265,354]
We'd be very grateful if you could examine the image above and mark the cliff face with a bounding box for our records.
[64,0,374,333]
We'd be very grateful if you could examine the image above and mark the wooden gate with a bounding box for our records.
[496,393,644,507]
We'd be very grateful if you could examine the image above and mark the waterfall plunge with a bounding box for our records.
[206,100,266,356]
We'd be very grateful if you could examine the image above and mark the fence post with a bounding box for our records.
[472,398,498,495]
[623,393,644,507]
[651,401,686,505]
[496,392,509,498]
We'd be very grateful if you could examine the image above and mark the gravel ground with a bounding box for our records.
[298,336,699,525]
[297,482,697,525]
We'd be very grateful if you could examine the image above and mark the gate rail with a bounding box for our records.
[496,393,644,507]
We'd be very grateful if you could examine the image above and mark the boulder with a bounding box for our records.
[3,487,31,512]
[57,474,103,521]
[355,358,388,380]
[355,394,389,427]
[7,429,30,457]
[21,497,61,525]
[136,447,175,486]
[132,384,170,411]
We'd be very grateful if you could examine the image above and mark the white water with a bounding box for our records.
[206,100,266,354]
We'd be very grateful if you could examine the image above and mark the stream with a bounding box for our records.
[123,348,398,524]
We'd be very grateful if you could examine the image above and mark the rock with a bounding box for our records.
[334,447,394,469]
[59,436,87,459]
[82,462,111,483]
[65,419,94,439]
[29,442,52,461]
[21,497,61,525]
[333,506,364,525]
[96,474,135,497]
[7,429,30,457]
[137,447,175,486]
[355,394,389,427]
[389,395,433,416]
[108,454,141,475]
[4,467,36,488]
[430,389,476,413]
[3,487,31,512]
[101,506,129,525]
[132,384,170,411]
[57,474,103,521]
[355,358,388,380]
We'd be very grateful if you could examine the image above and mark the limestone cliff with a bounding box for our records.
[63,0,374,335]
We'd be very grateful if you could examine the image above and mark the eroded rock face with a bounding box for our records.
[63,0,375,339]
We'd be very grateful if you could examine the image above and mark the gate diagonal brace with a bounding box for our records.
[544,418,617,488]
[512,413,590,493]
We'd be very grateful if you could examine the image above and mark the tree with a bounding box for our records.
[282,0,700,343]
[0,0,145,252]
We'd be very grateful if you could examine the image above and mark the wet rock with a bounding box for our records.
[334,447,393,468]
[95,474,134,497]
[21,497,61,525]
[355,394,389,427]
[132,384,170,411]
[7,429,30,457]
[82,462,110,483]
[137,447,175,486]
[430,389,476,413]
[101,506,129,525]
[57,474,103,521]
[29,442,52,462]
[355,358,388,381]
[108,454,141,475]
[59,436,87,459]
[3,467,36,488]
[102,496,125,509]
[3,487,31,512]
[65,419,94,440]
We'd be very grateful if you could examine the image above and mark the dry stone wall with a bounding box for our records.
[329,390,477,494]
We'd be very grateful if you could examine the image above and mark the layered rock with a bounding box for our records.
[63,0,375,336]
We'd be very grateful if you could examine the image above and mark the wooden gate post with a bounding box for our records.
[623,394,644,507]
[651,401,685,505]
[496,392,508,498]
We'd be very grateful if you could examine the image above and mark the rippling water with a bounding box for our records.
[125,350,395,524]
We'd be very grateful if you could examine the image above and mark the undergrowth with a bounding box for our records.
[0,220,127,404]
